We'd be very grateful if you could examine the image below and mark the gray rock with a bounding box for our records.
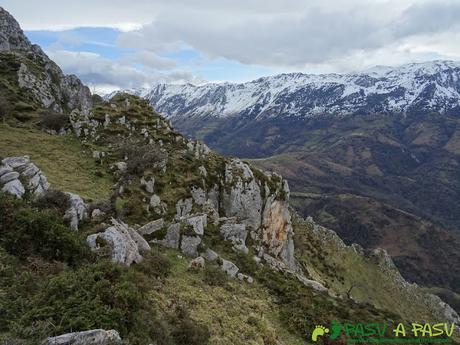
[114,161,127,173]
[149,194,161,208]
[0,171,19,184]
[237,273,254,284]
[222,159,263,230]
[220,222,247,243]
[176,198,193,218]
[141,176,155,194]
[42,329,121,345]
[183,214,207,235]
[91,208,104,219]
[137,218,164,236]
[2,156,30,168]
[180,235,201,256]
[64,192,88,231]
[198,165,208,177]
[297,275,328,293]
[0,164,13,177]
[191,186,207,205]
[160,223,181,249]
[201,248,219,262]
[1,179,25,198]
[128,229,151,254]
[87,219,144,266]
[221,259,239,277]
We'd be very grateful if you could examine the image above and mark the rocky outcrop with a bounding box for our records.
[0,156,49,198]
[87,219,150,266]
[0,7,92,114]
[42,329,121,345]
[222,159,263,230]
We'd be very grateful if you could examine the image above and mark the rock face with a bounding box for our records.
[87,219,150,266]
[0,156,50,198]
[222,159,263,230]
[0,7,92,114]
[42,329,121,345]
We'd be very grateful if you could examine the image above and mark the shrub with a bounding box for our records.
[119,141,167,175]
[134,251,172,279]
[203,265,228,287]
[169,305,210,345]
[34,189,70,216]
[0,193,90,265]
[39,111,70,131]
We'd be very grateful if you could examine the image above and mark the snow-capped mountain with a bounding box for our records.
[111,60,460,119]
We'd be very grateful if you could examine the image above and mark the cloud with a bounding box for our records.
[115,0,460,69]
[5,0,460,83]
[47,49,203,93]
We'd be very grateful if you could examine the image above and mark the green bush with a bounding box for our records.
[203,265,228,287]
[134,251,172,279]
[0,193,90,265]
[39,111,70,131]
[169,305,210,345]
[34,189,70,216]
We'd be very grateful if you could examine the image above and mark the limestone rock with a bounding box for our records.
[87,219,148,266]
[297,275,328,293]
[191,186,207,205]
[137,218,164,236]
[237,273,254,284]
[201,248,219,262]
[180,235,201,256]
[221,259,239,277]
[42,329,121,345]
[183,214,207,235]
[159,223,181,249]
[260,196,296,270]
[175,198,193,219]
[141,176,155,193]
[128,228,151,254]
[1,179,25,198]
[220,222,247,244]
[64,192,88,231]
[222,159,263,230]
[0,156,49,198]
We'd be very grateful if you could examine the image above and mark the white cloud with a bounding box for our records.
[47,49,204,91]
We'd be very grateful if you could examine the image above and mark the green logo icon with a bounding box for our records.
[311,325,329,342]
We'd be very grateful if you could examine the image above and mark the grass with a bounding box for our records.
[151,247,306,345]
[0,124,113,201]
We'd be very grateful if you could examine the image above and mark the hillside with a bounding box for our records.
[0,6,459,345]
[118,62,460,307]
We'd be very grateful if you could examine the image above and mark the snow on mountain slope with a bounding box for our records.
[108,60,460,119]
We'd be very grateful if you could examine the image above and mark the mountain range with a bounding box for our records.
[112,60,460,310]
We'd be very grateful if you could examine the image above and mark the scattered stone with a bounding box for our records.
[42,329,121,345]
[141,176,155,193]
[91,208,104,219]
[180,235,201,256]
[237,273,254,284]
[220,222,247,243]
[64,192,88,231]
[183,214,207,235]
[297,274,328,293]
[198,165,207,177]
[221,259,239,277]
[149,194,161,207]
[201,248,219,262]
[159,223,181,249]
[176,198,193,218]
[114,161,127,173]
[188,256,205,270]
[191,186,207,205]
[137,218,164,236]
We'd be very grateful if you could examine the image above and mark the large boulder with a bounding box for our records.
[42,329,121,345]
[87,219,150,266]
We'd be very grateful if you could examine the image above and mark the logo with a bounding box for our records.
[310,321,458,344]
[311,325,329,342]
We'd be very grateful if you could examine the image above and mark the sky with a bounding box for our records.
[3,0,460,93]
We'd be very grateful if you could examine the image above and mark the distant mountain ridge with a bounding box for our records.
[110,60,460,120]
